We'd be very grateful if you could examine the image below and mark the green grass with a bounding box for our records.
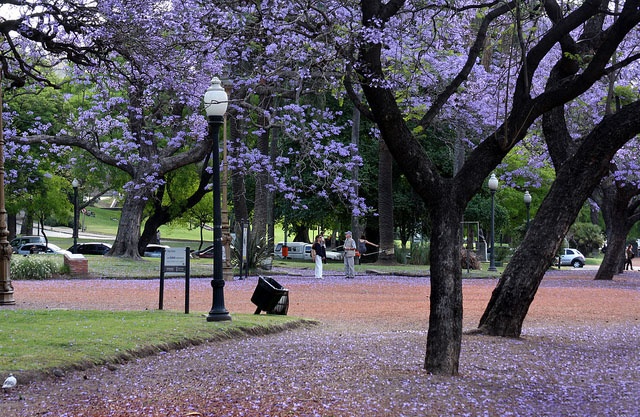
[0,309,303,373]
[585,255,603,265]
[78,206,121,235]
[71,255,217,278]
[75,206,290,243]
[10,254,217,279]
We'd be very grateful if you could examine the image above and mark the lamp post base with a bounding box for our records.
[222,265,234,282]
[0,291,15,305]
[0,244,15,305]
[487,267,497,272]
[206,310,231,322]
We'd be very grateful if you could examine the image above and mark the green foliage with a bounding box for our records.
[613,85,639,106]
[568,222,604,255]
[394,174,428,247]
[464,193,509,237]
[59,263,71,275]
[395,242,430,265]
[10,255,61,280]
[231,223,271,271]
[493,246,513,262]
[173,191,214,250]
[31,175,74,228]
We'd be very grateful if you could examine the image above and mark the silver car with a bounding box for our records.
[16,243,71,256]
[559,248,585,268]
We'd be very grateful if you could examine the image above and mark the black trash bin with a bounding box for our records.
[251,276,289,315]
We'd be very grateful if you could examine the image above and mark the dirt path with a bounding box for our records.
[1,269,640,416]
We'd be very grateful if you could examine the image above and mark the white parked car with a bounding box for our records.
[559,248,586,268]
[16,243,71,256]
[274,241,344,261]
[143,244,170,258]
[273,242,310,260]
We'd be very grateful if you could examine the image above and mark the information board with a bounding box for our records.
[164,247,186,272]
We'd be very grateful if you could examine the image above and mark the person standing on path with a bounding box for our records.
[625,243,634,270]
[357,235,378,264]
[344,231,356,278]
[311,235,326,279]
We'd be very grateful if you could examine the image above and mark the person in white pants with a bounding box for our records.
[311,235,326,278]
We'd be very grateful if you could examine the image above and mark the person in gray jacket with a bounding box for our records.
[344,231,356,278]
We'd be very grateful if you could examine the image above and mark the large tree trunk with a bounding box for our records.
[377,139,394,264]
[351,98,362,242]
[267,127,279,255]
[8,214,16,240]
[21,212,33,235]
[479,101,640,336]
[595,223,627,281]
[229,113,249,223]
[108,190,149,259]
[594,184,638,280]
[425,194,463,374]
[292,224,310,243]
[253,101,270,242]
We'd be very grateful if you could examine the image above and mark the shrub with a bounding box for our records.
[493,246,513,262]
[11,255,61,280]
[568,222,604,255]
[396,243,430,265]
[231,224,271,272]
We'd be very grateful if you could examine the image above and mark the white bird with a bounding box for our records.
[2,373,17,391]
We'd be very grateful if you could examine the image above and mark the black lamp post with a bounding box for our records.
[204,77,231,322]
[524,190,532,231]
[72,179,79,251]
[488,173,498,272]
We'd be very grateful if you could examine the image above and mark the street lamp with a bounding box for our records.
[524,190,532,231]
[72,179,80,251]
[204,77,231,322]
[488,173,499,272]
[0,74,14,305]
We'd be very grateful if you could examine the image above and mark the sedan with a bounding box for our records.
[16,243,72,256]
[190,245,231,260]
[191,245,214,259]
[68,242,112,255]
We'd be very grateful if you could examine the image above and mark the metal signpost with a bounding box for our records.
[159,247,191,314]
[239,220,250,280]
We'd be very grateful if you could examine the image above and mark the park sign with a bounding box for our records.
[159,247,192,314]
[164,247,187,272]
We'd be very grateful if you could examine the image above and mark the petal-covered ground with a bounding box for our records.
[1,267,639,416]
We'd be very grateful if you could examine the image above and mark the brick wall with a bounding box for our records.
[64,254,88,275]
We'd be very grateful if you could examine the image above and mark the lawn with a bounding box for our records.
[0,309,305,374]
[67,206,290,244]
[11,253,219,279]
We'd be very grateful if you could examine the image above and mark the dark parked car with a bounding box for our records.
[191,245,214,258]
[190,245,232,260]
[68,242,112,255]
